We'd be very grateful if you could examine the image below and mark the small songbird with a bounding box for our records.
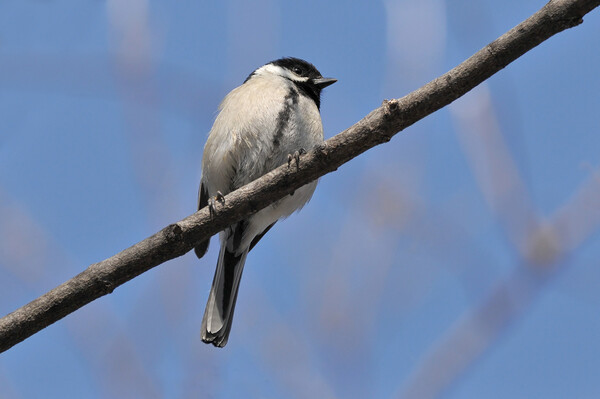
[195,57,336,347]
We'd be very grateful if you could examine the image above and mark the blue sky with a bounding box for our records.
[1,1,599,398]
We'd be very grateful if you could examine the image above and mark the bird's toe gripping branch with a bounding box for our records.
[287,148,307,169]
[208,191,225,218]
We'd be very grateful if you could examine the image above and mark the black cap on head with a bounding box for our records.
[270,57,323,80]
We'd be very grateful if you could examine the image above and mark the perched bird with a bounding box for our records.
[194,57,336,347]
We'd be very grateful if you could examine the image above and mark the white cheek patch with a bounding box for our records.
[256,64,310,82]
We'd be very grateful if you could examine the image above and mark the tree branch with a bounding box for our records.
[1,0,598,353]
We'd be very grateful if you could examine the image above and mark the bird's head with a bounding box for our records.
[247,57,337,109]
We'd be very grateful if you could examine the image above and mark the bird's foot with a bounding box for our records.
[287,148,306,169]
[208,191,225,218]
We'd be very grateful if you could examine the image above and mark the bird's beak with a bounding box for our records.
[312,77,337,89]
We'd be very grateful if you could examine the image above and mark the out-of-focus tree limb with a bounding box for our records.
[1,0,598,353]
[396,167,600,399]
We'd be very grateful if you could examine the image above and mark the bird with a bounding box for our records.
[194,57,336,347]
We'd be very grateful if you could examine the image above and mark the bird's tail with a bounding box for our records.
[201,233,249,348]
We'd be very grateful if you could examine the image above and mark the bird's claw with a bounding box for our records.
[208,191,225,218]
[287,148,306,169]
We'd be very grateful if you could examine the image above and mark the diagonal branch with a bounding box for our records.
[1,0,598,354]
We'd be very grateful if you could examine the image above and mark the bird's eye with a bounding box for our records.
[293,67,304,76]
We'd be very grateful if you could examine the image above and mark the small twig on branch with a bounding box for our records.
[1,0,598,353]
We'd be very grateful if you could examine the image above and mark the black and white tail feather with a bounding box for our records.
[195,57,336,347]
[200,222,249,347]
